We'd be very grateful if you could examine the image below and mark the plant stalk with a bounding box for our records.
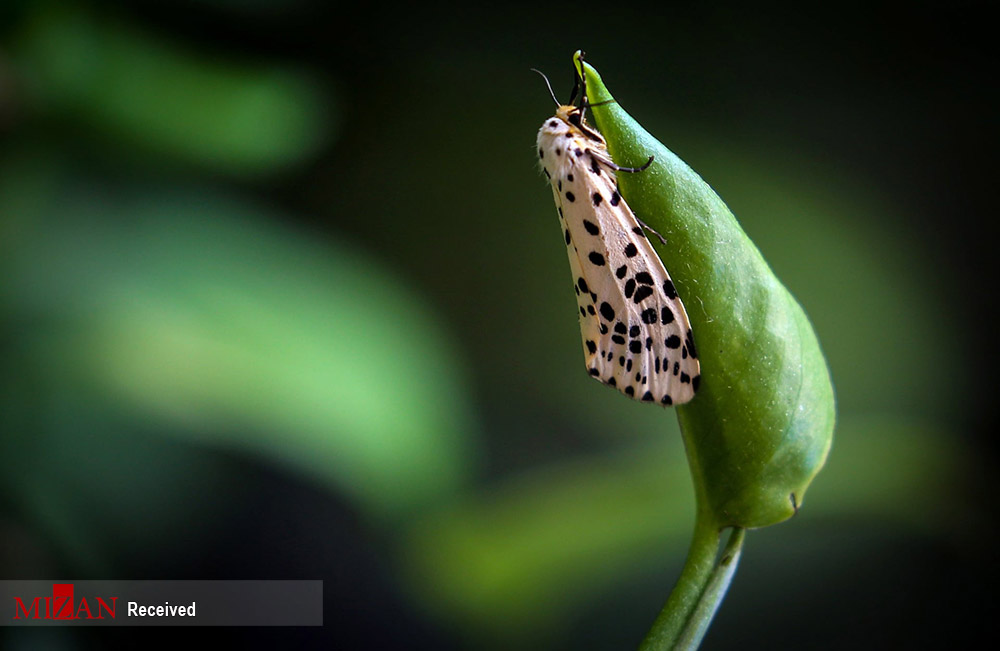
[639,513,745,651]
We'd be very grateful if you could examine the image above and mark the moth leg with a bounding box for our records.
[590,151,655,174]
[635,215,668,245]
[612,155,654,173]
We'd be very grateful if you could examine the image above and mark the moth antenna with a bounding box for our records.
[568,50,586,107]
[530,68,560,106]
[574,50,588,119]
[574,54,622,118]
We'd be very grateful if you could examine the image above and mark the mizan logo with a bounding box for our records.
[13,583,117,620]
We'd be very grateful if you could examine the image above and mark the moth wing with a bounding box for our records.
[540,123,700,406]
[561,153,700,405]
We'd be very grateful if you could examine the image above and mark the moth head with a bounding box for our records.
[554,105,605,144]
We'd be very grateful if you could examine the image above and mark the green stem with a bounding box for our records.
[674,527,746,649]
[639,514,746,651]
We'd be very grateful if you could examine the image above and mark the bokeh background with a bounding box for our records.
[2,1,996,649]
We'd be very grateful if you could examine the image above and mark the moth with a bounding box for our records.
[535,60,700,405]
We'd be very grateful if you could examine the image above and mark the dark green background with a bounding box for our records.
[2,1,995,649]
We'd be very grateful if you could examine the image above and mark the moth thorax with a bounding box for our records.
[555,106,578,124]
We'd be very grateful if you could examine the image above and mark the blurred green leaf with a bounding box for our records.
[1,158,477,520]
[400,414,963,645]
[12,3,333,173]
[583,57,834,529]
[402,439,694,642]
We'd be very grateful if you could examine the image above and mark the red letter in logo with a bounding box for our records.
[95,597,117,619]
[13,597,42,619]
[53,584,74,620]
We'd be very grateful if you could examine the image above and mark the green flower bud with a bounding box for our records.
[580,53,834,528]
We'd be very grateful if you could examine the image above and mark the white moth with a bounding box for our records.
[536,72,700,406]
